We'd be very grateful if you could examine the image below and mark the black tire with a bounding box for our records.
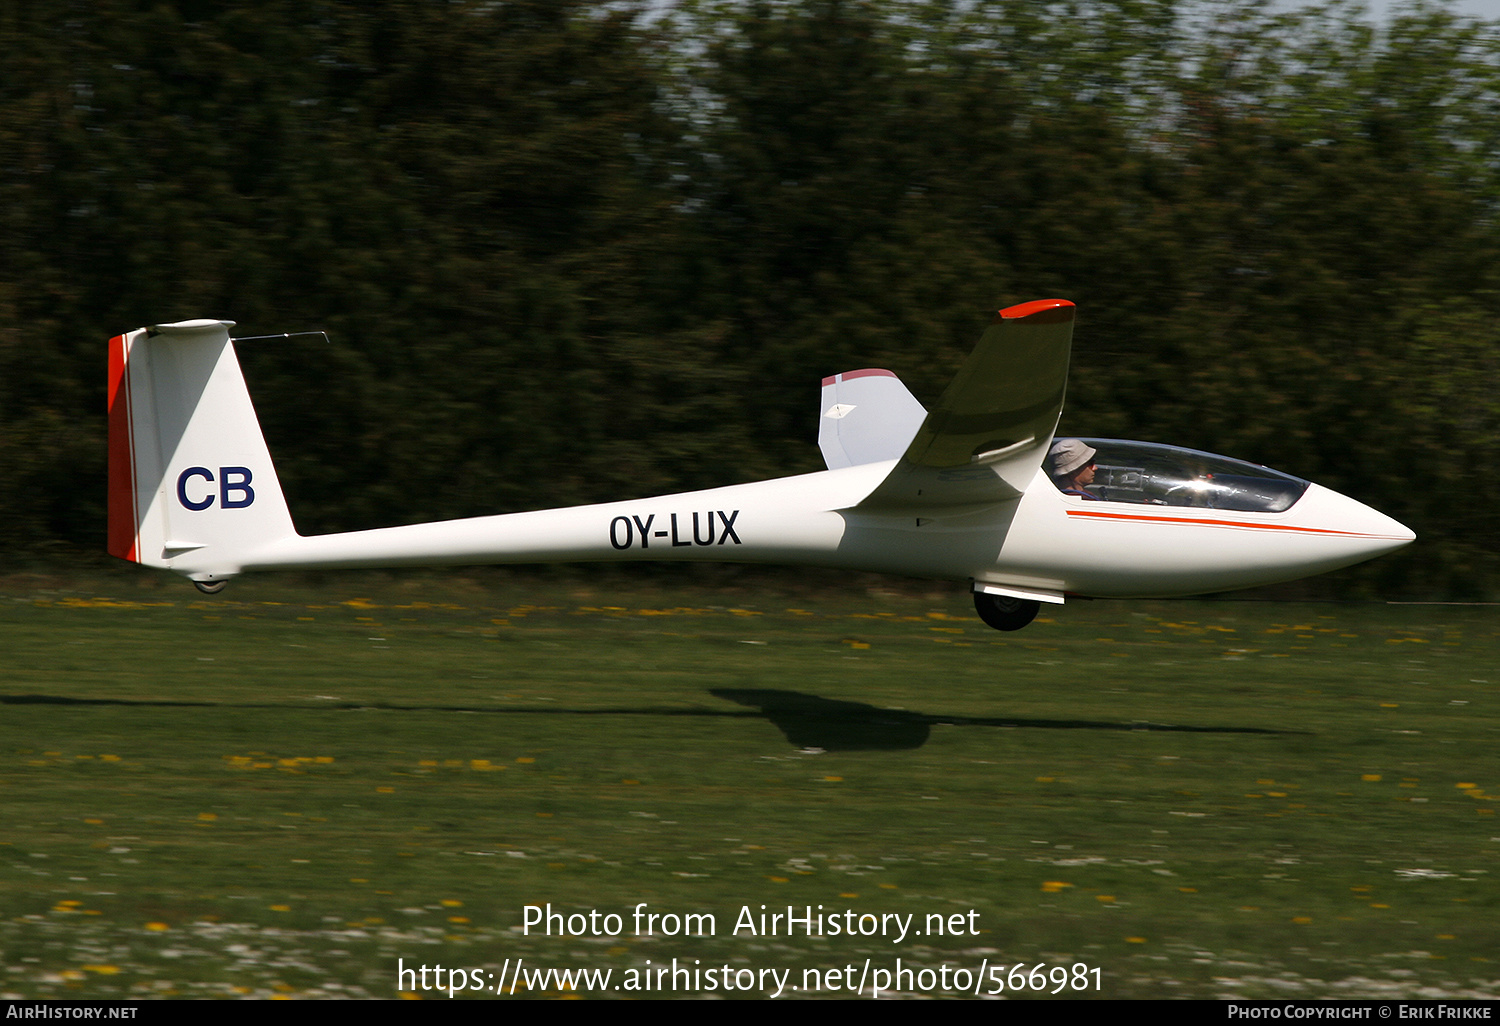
[973,592,1040,631]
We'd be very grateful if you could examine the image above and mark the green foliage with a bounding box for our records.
[1,0,1495,595]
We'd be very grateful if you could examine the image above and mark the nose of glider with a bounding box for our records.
[1298,483,1415,565]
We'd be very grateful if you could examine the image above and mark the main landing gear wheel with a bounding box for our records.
[193,580,228,595]
[973,592,1040,631]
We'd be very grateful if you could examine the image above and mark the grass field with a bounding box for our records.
[1,572,1496,1000]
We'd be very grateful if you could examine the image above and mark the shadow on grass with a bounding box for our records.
[1,689,1293,752]
[709,689,1293,751]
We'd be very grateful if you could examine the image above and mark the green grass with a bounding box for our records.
[1,573,1497,999]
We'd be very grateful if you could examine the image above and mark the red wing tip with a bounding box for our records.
[997,299,1075,323]
[823,368,898,386]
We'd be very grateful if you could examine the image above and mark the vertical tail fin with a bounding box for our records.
[107,320,296,585]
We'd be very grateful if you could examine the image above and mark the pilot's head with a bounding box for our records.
[1049,438,1097,481]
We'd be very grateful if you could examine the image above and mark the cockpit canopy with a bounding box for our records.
[1054,438,1310,513]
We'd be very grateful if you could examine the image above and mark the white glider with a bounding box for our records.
[107,300,1413,630]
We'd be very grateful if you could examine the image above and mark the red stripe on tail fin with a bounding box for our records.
[106,333,138,561]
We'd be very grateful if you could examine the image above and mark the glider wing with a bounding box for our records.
[818,369,928,470]
[852,299,1075,513]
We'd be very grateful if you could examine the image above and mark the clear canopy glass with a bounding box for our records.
[1053,438,1310,513]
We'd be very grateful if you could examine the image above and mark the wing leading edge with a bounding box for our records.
[852,299,1075,513]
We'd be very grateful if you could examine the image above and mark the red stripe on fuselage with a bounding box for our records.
[106,334,138,562]
[1064,508,1400,539]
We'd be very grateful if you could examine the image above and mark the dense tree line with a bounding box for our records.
[1,0,1496,597]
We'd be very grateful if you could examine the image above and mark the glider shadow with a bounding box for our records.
[708,688,1293,751]
[2,689,1293,753]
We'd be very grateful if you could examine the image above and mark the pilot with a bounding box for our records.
[1049,438,1101,499]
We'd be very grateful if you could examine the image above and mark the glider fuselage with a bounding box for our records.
[107,304,1414,620]
[200,458,1410,602]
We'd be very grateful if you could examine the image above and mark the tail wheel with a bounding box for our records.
[973,592,1039,631]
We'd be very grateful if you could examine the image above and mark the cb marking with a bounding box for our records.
[177,466,256,510]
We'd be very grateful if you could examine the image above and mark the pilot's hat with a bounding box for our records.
[1049,438,1097,477]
